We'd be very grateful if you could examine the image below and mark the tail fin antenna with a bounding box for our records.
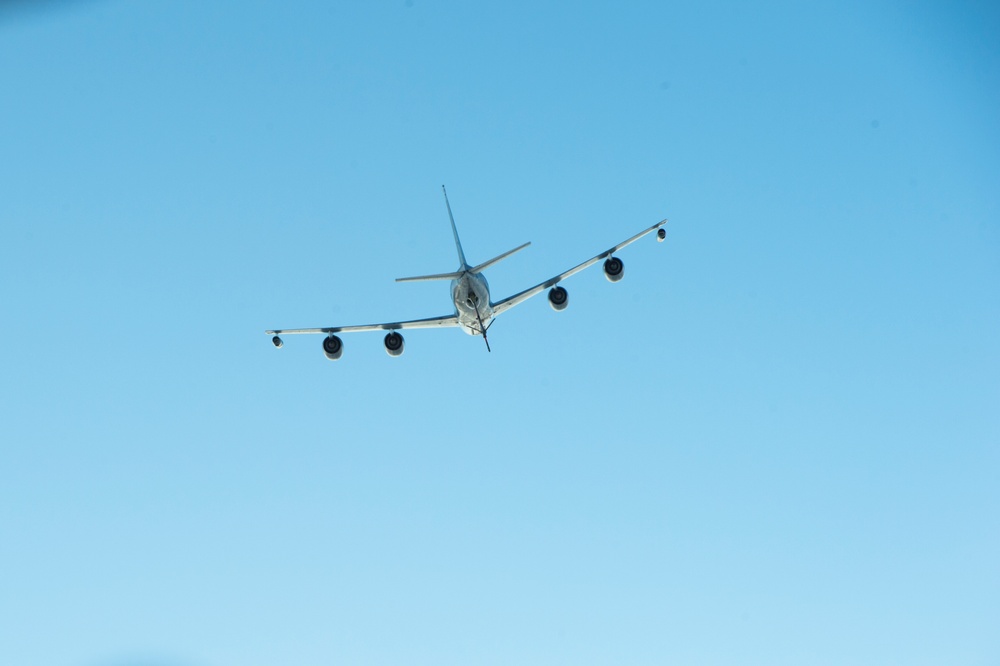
[442,185,468,268]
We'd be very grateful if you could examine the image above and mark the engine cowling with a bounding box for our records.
[604,256,624,282]
[548,286,569,311]
[384,331,404,357]
[657,228,666,242]
[322,334,344,361]
[272,335,284,348]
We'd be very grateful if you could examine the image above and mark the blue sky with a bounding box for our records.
[1,2,997,665]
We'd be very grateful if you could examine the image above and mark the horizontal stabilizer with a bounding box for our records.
[395,270,465,283]
[470,242,531,274]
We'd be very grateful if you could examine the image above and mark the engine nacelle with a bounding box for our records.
[657,228,666,242]
[604,256,624,282]
[322,334,343,361]
[548,286,568,311]
[384,331,404,357]
[272,335,283,348]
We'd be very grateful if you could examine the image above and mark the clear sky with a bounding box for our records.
[1,2,998,665]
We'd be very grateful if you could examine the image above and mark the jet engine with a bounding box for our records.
[603,256,624,282]
[384,331,404,357]
[548,286,568,311]
[322,334,344,361]
[272,336,283,348]
[657,228,666,242]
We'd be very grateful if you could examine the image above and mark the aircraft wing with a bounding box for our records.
[266,313,460,336]
[491,219,667,317]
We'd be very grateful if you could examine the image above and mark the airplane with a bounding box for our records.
[266,186,668,359]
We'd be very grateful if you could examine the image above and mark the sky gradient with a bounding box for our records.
[1,2,998,665]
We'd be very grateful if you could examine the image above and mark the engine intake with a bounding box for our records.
[604,256,624,282]
[384,331,404,357]
[548,286,568,311]
[322,334,343,361]
[272,335,283,348]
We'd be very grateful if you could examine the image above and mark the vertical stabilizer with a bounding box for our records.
[442,185,468,269]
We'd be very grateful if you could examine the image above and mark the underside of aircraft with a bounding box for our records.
[267,186,668,360]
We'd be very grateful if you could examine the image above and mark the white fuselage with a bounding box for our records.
[451,271,494,335]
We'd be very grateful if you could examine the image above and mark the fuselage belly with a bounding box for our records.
[451,272,493,335]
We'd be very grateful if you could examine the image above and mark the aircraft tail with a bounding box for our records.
[398,188,527,282]
[442,185,467,268]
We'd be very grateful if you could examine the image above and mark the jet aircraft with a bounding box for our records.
[267,186,667,359]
